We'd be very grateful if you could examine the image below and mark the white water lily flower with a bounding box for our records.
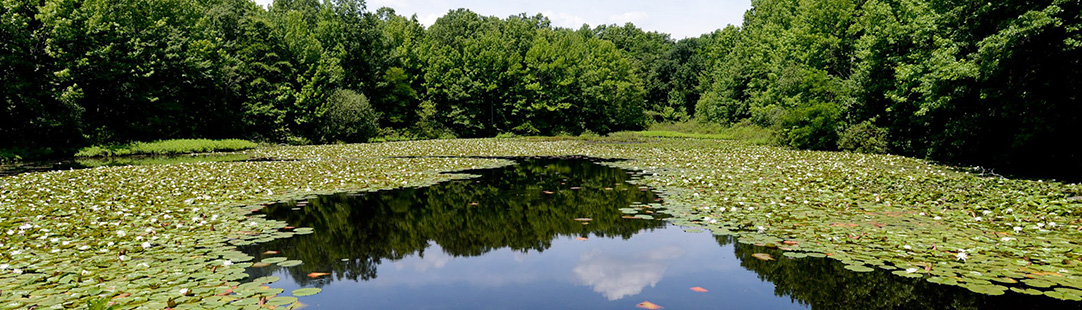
[905,268,918,273]
[119,255,127,261]
[903,245,912,250]
[982,210,992,215]
[11,250,21,255]
[78,245,89,250]
[222,260,233,266]
[709,219,718,224]
[141,242,151,249]
[116,230,126,237]
[1037,223,1045,228]
[1001,237,1015,242]
[973,217,982,221]
[1014,226,1023,232]
[1049,222,1057,228]
[18,223,31,230]
[933,216,942,220]
[702,217,711,221]
[757,226,766,233]
[13,269,22,274]
[179,288,189,296]
[0,264,8,269]
[1005,208,1013,213]
[956,250,968,262]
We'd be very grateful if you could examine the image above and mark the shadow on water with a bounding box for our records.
[241,157,1082,310]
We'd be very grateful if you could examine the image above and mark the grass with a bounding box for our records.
[75,139,259,157]
[617,121,778,145]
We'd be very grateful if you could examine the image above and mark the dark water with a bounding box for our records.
[242,157,1082,310]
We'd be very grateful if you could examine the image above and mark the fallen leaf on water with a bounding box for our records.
[783,240,799,245]
[262,251,280,255]
[751,253,774,261]
[543,191,554,194]
[575,237,588,241]
[636,301,663,309]
[604,188,613,191]
[574,218,593,222]
[690,287,709,292]
[468,202,478,206]
[307,272,331,278]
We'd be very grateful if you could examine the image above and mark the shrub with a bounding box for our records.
[781,102,841,150]
[316,89,380,143]
[838,120,889,154]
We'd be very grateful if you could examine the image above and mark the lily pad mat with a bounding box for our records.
[3,138,1082,307]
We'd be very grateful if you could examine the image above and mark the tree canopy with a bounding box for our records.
[2,0,1079,178]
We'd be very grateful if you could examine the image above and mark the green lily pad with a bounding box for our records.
[292,288,322,297]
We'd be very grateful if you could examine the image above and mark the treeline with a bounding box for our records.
[1,0,697,149]
[2,0,1080,178]
[695,0,1082,178]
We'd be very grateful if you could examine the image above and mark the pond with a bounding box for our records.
[241,157,1082,309]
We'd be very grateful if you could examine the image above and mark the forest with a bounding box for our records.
[2,0,1080,179]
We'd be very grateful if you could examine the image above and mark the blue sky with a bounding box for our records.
[252,0,751,39]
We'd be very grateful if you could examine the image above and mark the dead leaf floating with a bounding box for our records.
[575,237,588,241]
[690,287,709,292]
[262,250,280,255]
[574,218,593,222]
[751,253,775,261]
[636,301,664,309]
[307,272,331,279]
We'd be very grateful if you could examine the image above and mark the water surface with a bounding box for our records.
[243,157,1082,309]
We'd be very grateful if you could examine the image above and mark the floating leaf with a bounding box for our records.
[278,260,303,267]
[636,301,663,309]
[690,287,708,293]
[751,253,774,261]
[292,288,322,297]
[844,264,875,272]
[307,272,331,279]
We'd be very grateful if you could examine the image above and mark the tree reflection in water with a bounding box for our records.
[723,236,1082,309]
[242,157,666,286]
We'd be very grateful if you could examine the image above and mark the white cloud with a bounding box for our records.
[608,11,649,24]
[573,246,686,301]
[541,10,588,28]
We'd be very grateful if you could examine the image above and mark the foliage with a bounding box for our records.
[838,120,888,154]
[781,102,841,150]
[74,139,258,157]
[694,0,1082,179]
[314,89,380,144]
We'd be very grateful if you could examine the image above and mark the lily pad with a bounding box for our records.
[292,288,322,297]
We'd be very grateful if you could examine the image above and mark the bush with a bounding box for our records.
[316,89,380,143]
[781,102,841,150]
[838,121,889,154]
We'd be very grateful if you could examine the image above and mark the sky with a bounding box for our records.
[252,0,751,39]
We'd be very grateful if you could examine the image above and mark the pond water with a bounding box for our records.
[242,157,1082,309]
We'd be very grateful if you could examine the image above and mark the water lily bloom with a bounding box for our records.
[757,226,766,233]
[0,264,8,269]
[1014,226,1023,232]
[903,245,912,250]
[117,230,126,237]
[1001,237,1015,242]
[223,260,233,266]
[905,268,918,273]
[1049,222,1057,228]
[179,288,189,296]
[974,217,982,221]
[982,210,992,215]
[141,242,152,249]
[956,251,968,262]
